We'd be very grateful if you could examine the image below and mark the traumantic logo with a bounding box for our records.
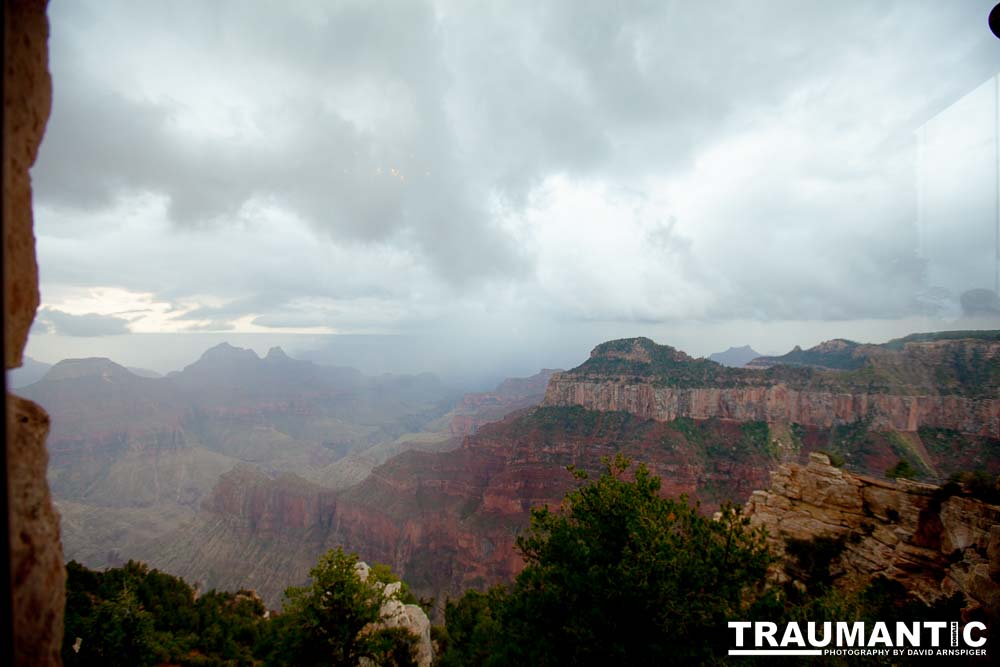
[728,621,988,658]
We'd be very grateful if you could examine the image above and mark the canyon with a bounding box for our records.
[23,344,557,598]
[22,343,458,571]
[23,332,1000,612]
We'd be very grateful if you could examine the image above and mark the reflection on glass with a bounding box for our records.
[917,73,1000,325]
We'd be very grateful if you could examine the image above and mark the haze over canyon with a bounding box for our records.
[21,329,1000,619]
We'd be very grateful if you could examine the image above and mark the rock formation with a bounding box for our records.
[4,1,63,664]
[746,452,1000,614]
[7,393,62,665]
[355,562,433,667]
[3,0,50,370]
[708,345,762,368]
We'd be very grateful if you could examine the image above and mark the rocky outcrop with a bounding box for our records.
[355,562,433,667]
[7,394,63,666]
[746,452,1000,613]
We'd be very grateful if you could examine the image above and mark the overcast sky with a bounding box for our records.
[23,0,1000,383]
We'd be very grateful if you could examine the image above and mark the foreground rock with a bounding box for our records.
[355,562,433,667]
[746,452,1000,615]
[5,0,63,663]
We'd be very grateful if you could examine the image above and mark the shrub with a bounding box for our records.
[886,458,917,480]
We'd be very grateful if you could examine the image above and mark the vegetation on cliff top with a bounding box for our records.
[563,333,1000,397]
[884,330,1000,348]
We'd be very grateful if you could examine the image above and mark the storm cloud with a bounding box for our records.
[35,308,132,337]
[26,0,1000,375]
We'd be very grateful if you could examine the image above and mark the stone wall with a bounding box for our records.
[3,0,63,664]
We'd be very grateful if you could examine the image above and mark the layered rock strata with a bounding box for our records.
[544,380,1000,435]
[746,452,1000,613]
[543,336,1000,435]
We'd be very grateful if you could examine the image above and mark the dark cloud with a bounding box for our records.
[35,308,131,337]
[28,0,1000,344]
[33,0,527,286]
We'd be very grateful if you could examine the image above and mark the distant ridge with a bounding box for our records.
[748,330,1000,370]
[42,357,139,382]
[707,345,761,368]
[746,338,863,370]
[555,331,1000,399]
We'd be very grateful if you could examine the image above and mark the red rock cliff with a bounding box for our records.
[543,335,1000,435]
[543,379,1000,435]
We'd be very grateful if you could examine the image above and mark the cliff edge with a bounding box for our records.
[746,452,1000,615]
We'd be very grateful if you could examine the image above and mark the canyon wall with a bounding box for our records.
[449,369,557,438]
[543,379,1000,436]
[543,335,1000,435]
[202,464,338,534]
[138,465,338,605]
[152,408,783,609]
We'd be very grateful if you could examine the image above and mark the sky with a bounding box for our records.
[23,0,1000,387]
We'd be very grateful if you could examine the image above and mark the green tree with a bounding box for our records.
[441,454,775,665]
[263,547,418,667]
[63,560,268,666]
[70,588,158,667]
[437,587,507,667]
[886,458,917,479]
[195,589,268,664]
